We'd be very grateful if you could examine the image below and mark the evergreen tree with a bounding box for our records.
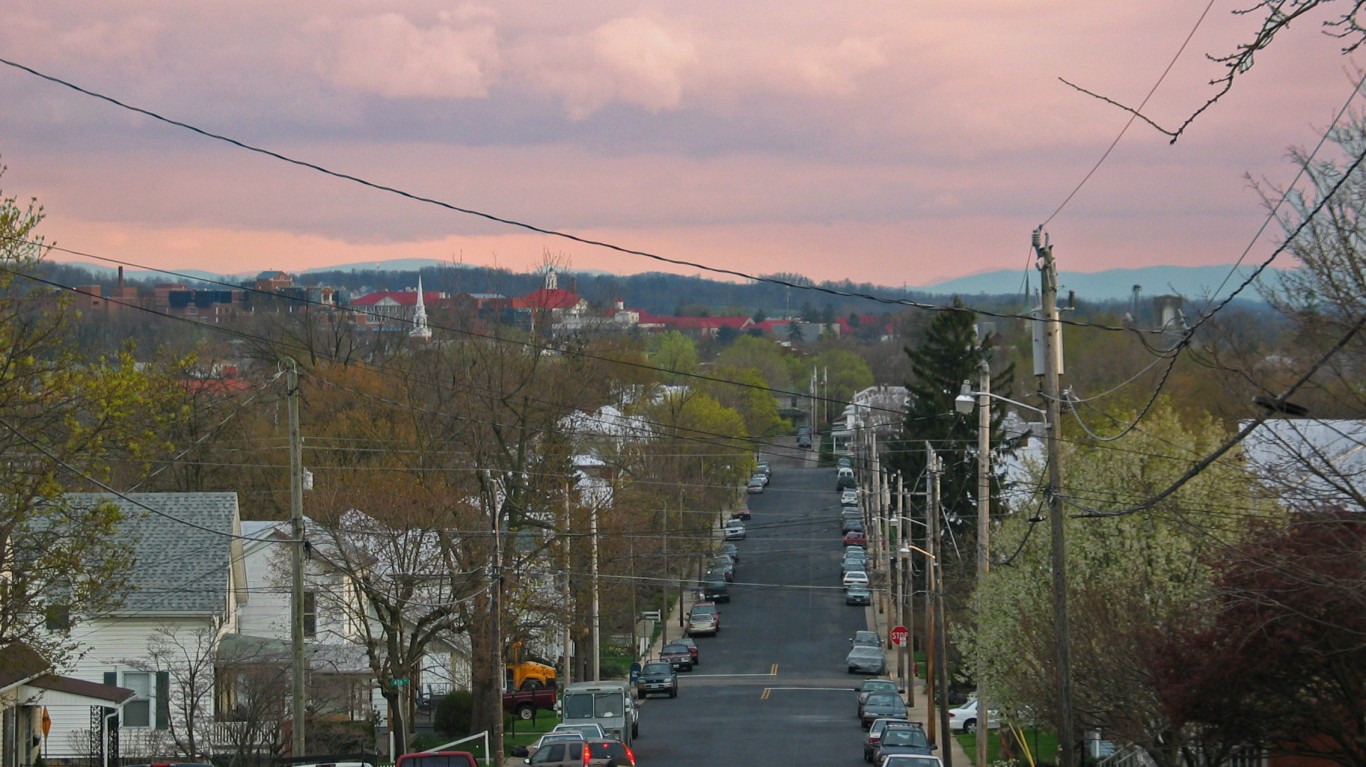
[887,298,1017,557]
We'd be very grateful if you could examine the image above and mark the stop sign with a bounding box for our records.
[890,625,909,647]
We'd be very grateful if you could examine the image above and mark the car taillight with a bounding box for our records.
[580,743,590,766]
[624,745,637,765]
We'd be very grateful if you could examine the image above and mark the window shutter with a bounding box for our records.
[155,671,170,729]
[104,671,117,686]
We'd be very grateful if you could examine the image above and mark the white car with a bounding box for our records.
[842,570,869,588]
[841,489,859,506]
[947,698,1001,733]
[724,520,746,540]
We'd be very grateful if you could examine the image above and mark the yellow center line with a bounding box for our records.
[771,663,779,675]
[760,687,771,700]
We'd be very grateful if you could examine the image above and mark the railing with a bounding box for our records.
[208,720,279,752]
[424,731,492,767]
[1097,743,1156,767]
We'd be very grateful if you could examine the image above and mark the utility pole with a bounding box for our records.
[563,483,573,684]
[489,474,504,763]
[924,442,939,750]
[285,358,306,759]
[898,473,913,707]
[590,500,601,682]
[1036,226,1075,767]
[975,349,991,767]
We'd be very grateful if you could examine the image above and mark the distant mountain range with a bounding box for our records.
[923,264,1286,302]
[50,257,1286,305]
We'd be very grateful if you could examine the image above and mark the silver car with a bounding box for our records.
[846,645,887,674]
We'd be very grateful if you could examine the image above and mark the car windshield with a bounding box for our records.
[643,663,671,674]
[691,605,716,615]
[866,693,899,705]
[851,647,883,659]
[882,729,929,747]
[561,693,619,720]
[664,644,688,653]
[864,681,897,692]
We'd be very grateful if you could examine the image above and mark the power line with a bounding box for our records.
[0,56,1149,333]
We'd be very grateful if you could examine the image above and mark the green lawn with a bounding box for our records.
[957,725,1059,767]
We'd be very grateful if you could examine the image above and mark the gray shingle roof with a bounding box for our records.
[64,493,240,616]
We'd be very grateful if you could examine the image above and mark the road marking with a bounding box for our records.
[771,663,780,675]
[687,672,779,678]
[760,688,771,700]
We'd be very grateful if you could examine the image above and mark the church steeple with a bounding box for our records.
[545,267,558,291]
[409,276,432,340]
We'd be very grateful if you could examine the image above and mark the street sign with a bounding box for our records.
[890,625,909,647]
[41,707,51,737]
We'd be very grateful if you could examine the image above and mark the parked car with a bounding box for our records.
[699,575,731,603]
[674,635,700,664]
[731,507,752,521]
[584,739,636,767]
[845,584,872,605]
[746,477,765,494]
[860,691,909,728]
[710,555,735,582]
[660,642,694,671]
[523,732,585,760]
[522,738,588,767]
[851,630,881,647]
[864,718,912,763]
[847,645,887,674]
[947,698,1002,733]
[841,489,860,506]
[842,570,870,588]
[872,722,936,762]
[723,542,740,561]
[842,553,868,572]
[551,723,606,739]
[725,519,747,539]
[844,530,867,546]
[842,518,865,534]
[882,756,944,767]
[635,660,677,699]
[751,471,769,487]
[856,678,900,712]
[687,602,721,636]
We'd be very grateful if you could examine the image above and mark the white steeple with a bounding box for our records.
[545,267,558,291]
[409,276,432,340]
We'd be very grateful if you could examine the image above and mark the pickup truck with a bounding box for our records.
[502,683,557,720]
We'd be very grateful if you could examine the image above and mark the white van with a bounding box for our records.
[836,466,855,489]
[560,681,634,746]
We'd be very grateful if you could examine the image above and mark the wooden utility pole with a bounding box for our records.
[976,352,991,767]
[924,442,940,750]
[285,358,306,759]
[1036,227,1075,767]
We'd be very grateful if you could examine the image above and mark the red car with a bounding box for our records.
[844,530,868,547]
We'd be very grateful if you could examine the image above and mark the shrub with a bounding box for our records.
[433,691,472,737]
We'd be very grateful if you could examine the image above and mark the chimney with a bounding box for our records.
[118,266,125,290]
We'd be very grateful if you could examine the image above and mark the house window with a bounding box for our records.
[122,671,152,727]
[303,591,317,639]
[44,604,70,631]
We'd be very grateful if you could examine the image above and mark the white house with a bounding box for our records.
[233,518,466,739]
[41,493,245,765]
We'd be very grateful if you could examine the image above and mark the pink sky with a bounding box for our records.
[0,2,1359,288]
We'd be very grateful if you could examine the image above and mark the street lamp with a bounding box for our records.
[955,378,1047,767]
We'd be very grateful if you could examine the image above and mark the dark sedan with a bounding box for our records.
[660,642,694,671]
[860,691,909,728]
[872,723,936,763]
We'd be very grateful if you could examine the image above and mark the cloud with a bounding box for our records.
[306,7,501,99]
[517,15,697,120]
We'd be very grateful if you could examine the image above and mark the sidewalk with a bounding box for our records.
[866,600,974,767]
